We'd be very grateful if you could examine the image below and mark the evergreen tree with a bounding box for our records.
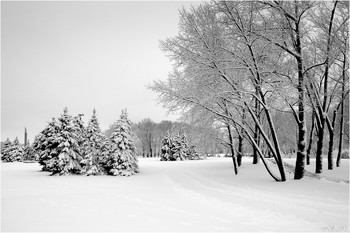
[33,117,61,171]
[180,133,190,158]
[50,108,83,175]
[106,109,139,176]
[160,132,202,161]
[8,137,24,162]
[1,138,13,162]
[187,145,201,160]
[160,132,173,161]
[81,109,109,175]
[73,113,86,155]
[171,133,186,161]
[23,143,37,162]
[34,108,83,175]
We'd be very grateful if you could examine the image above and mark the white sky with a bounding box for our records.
[1,1,200,143]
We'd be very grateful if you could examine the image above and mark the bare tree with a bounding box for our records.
[151,2,287,181]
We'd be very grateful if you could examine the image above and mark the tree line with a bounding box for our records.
[105,118,226,157]
[150,0,349,181]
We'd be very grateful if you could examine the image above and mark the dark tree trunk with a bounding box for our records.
[315,120,325,172]
[237,134,243,167]
[149,139,153,157]
[294,56,307,179]
[315,0,338,174]
[237,108,246,167]
[306,112,316,165]
[293,9,307,180]
[337,53,346,167]
[253,93,260,164]
[227,124,238,175]
[328,132,334,170]
[327,110,337,170]
[245,102,286,181]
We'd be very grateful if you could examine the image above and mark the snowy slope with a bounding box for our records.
[283,158,349,182]
[1,157,349,232]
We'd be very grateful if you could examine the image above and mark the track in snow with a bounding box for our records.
[1,157,349,232]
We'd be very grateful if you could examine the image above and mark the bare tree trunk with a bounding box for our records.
[227,124,238,175]
[327,110,337,170]
[245,102,286,181]
[336,109,344,167]
[337,53,346,167]
[253,94,260,164]
[149,136,153,157]
[294,55,307,179]
[315,119,325,173]
[315,0,338,174]
[306,112,316,165]
[232,110,245,167]
[237,134,243,167]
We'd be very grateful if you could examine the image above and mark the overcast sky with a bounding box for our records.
[1,1,199,143]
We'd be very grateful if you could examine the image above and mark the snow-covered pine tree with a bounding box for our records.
[171,133,185,161]
[23,143,37,162]
[160,131,173,161]
[73,114,86,155]
[106,109,139,176]
[1,138,13,162]
[47,107,83,175]
[180,133,201,160]
[187,145,201,160]
[81,109,109,175]
[33,117,61,171]
[180,133,190,159]
[8,137,24,162]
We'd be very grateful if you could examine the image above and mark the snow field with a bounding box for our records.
[1,157,349,232]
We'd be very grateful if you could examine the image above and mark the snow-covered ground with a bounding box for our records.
[1,157,349,232]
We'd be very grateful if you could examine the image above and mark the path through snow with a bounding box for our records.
[1,157,349,232]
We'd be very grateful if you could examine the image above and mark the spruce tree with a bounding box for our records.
[160,132,173,161]
[23,143,37,162]
[106,109,139,176]
[171,133,185,161]
[81,109,108,175]
[35,108,83,175]
[180,133,190,159]
[1,138,13,162]
[50,108,83,175]
[73,114,86,156]
[187,145,201,160]
[33,118,61,171]
[8,137,24,162]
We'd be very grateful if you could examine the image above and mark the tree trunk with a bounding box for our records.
[237,134,243,167]
[227,124,238,175]
[294,55,307,179]
[245,102,286,181]
[306,112,316,165]
[337,53,346,167]
[327,110,337,170]
[237,108,246,167]
[253,94,260,164]
[149,139,153,157]
[328,132,334,170]
[315,121,325,173]
[315,0,338,174]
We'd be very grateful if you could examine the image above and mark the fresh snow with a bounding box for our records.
[1,157,349,232]
[283,158,349,182]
